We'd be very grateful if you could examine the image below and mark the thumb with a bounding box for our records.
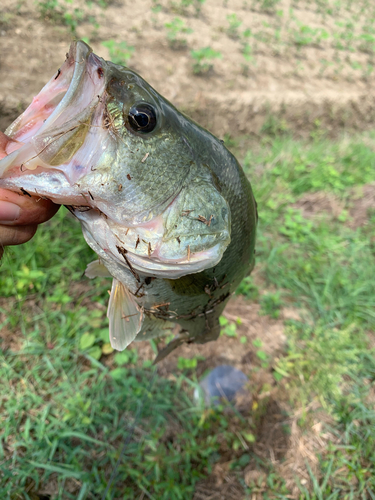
[0,189,60,226]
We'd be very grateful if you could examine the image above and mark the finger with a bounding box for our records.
[0,189,59,226]
[0,224,37,248]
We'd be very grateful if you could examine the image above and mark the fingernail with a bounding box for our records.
[0,201,21,224]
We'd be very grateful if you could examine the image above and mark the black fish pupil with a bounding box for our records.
[128,103,157,133]
[135,112,149,128]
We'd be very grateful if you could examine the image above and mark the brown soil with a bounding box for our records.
[1,0,375,137]
[348,182,375,227]
[293,183,375,228]
[293,190,345,219]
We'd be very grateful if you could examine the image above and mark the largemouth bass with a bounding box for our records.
[0,41,257,361]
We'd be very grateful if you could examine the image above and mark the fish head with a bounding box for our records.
[0,41,231,280]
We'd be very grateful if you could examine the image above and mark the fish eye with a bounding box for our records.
[128,103,157,133]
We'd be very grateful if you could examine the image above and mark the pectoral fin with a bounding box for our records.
[85,259,111,278]
[107,278,144,351]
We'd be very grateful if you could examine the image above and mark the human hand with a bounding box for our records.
[0,189,59,260]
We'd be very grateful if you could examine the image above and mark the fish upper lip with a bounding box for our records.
[0,41,108,177]
[5,40,107,142]
[37,40,107,135]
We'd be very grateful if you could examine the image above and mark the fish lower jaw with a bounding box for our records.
[77,210,227,281]
[95,240,226,281]
[122,242,226,279]
[0,170,94,207]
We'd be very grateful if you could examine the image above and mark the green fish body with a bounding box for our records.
[0,41,257,359]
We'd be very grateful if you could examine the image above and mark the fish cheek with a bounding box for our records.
[95,130,191,222]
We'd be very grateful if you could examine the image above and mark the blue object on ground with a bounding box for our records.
[198,365,248,406]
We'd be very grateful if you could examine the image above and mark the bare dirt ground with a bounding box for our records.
[1,0,375,136]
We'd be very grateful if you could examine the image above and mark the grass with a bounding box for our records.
[0,346,223,498]
[2,0,375,497]
[226,13,242,40]
[190,47,222,74]
[168,0,206,17]
[165,17,193,49]
[36,0,85,34]
[101,40,134,66]
[242,134,375,331]
[236,130,375,496]
[1,128,375,498]
[0,212,248,499]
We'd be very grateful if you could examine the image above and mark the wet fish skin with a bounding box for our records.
[0,41,257,358]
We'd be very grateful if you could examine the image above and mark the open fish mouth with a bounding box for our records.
[0,41,106,179]
[0,40,231,281]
